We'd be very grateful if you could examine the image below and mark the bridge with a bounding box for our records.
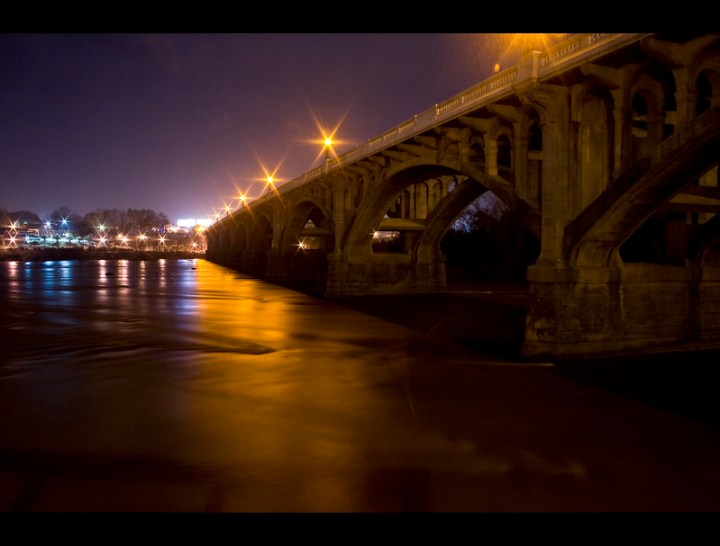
[205,33,720,359]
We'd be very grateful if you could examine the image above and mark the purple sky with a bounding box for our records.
[0,33,556,223]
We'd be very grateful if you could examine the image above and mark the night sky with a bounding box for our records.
[0,33,557,223]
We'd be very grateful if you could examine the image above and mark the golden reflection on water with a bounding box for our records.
[0,258,446,511]
[184,259,420,510]
[197,276,291,346]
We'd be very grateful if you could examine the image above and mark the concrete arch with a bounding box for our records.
[496,132,513,178]
[280,199,333,252]
[456,160,541,240]
[414,176,488,263]
[627,72,668,160]
[249,214,273,251]
[344,155,541,279]
[575,85,614,211]
[346,153,539,253]
[229,220,249,251]
[692,59,720,115]
[570,105,720,268]
[345,163,447,259]
[689,41,720,112]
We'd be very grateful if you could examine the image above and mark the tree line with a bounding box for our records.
[1,206,170,236]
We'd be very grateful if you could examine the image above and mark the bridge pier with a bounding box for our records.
[264,249,328,293]
[205,249,268,279]
[522,262,720,358]
[324,252,446,297]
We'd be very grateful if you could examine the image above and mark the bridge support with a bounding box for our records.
[324,252,447,297]
[522,262,720,358]
[204,33,720,358]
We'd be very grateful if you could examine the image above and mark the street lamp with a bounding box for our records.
[324,136,333,161]
[323,135,334,173]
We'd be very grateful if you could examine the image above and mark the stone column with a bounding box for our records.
[325,177,348,296]
[407,185,416,220]
[416,183,428,220]
[513,120,529,202]
[332,178,346,253]
[611,90,631,178]
[518,83,572,265]
[484,133,498,176]
[673,67,694,134]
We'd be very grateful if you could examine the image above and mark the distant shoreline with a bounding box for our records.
[0,247,204,262]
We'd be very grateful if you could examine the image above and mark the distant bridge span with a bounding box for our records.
[206,33,720,358]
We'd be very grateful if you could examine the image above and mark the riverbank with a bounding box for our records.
[0,247,204,262]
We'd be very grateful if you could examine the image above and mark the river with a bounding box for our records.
[2,257,720,514]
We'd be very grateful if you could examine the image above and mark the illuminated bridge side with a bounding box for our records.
[206,32,720,358]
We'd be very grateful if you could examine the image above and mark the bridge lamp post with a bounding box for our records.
[266,175,276,195]
[323,136,333,172]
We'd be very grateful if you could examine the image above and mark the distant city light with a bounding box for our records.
[177,218,212,228]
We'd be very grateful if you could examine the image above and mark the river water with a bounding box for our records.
[3,257,720,513]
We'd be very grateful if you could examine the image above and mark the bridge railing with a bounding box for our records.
[241,33,647,210]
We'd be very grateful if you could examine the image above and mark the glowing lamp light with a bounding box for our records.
[177,218,199,228]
